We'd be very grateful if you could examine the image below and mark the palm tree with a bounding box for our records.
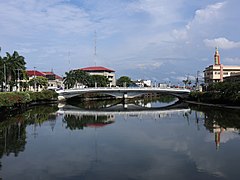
[64,70,90,89]
[2,51,26,91]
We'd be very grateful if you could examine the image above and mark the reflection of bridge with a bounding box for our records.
[57,87,191,101]
[57,102,191,117]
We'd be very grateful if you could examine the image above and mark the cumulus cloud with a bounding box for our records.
[172,2,226,40]
[0,0,240,81]
[204,37,240,49]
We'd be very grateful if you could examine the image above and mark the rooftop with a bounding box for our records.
[80,66,115,72]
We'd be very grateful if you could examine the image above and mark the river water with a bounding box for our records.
[1,98,240,180]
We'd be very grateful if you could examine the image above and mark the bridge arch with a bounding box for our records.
[57,87,190,101]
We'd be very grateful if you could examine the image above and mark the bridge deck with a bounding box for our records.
[57,87,191,100]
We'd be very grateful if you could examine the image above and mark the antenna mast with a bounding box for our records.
[94,30,97,66]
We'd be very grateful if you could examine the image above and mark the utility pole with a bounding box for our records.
[4,62,7,92]
[34,67,36,92]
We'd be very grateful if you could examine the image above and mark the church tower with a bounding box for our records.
[214,47,220,65]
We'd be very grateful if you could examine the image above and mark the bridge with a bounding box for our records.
[57,87,191,101]
[57,102,190,118]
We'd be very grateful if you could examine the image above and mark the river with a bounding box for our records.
[0,97,240,180]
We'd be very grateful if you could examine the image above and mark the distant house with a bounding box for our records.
[134,79,152,87]
[80,66,116,87]
[26,70,63,91]
[42,72,63,89]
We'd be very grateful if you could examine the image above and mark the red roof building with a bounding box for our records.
[26,70,62,80]
[80,66,115,72]
[80,66,116,86]
[26,70,46,77]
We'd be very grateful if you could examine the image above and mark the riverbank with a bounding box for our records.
[0,90,58,118]
[185,100,240,110]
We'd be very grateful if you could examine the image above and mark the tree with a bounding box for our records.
[64,70,90,89]
[116,76,132,87]
[29,76,48,91]
[88,75,109,87]
[0,50,26,91]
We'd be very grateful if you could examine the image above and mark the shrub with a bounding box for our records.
[0,90,58,107]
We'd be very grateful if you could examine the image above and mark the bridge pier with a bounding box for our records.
[123,93,128,99]
[58,95,66,101]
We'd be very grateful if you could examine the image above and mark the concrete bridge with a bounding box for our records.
[57,87,191,101]
[57,102,190,118]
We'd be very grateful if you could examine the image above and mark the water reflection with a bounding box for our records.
[0,106,58,157]
[190,105,240,150]
[0,100,240,179]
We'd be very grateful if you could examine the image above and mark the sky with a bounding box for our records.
[0,0,240,84]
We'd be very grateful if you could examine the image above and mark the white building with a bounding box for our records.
[204,48,240,84]
[80,66,116,87]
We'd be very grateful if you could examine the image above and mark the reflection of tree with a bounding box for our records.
[132,95,176,106]
[0,105,58,163]
[189,105,240,131]
[68,99,122,110]
[63,115,114,130]
[0,121,27,158]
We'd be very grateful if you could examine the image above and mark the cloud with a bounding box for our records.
[0,0,240,82]
[136,62,163,69]
[204,37,240,49]
[0,0,92,36]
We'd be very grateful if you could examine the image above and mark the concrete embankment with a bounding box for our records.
[185,100,240,110]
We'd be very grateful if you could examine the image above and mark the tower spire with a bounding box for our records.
[214,47,220,65]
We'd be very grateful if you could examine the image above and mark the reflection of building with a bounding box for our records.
[213,127,239,150]
[80,66,116,87]
[63,114,115,130]
[204,48,240,84]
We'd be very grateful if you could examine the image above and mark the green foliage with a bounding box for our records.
[28,76,48,91]
[0,90,57,107]
[88,75,109,87]
[0,49,27,91]
[0,92,31,107]
[64,70,91,88]
[28,90,58,102]
[189,82,240,105]
[116,76,132,87]
[64,70,110,88]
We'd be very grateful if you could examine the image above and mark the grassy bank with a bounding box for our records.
[0,90,58,115]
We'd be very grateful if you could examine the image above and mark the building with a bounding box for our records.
[26,70,63,91]
[43,72,63,89]
[134,79,152,87]
[224,73,240,82]
[80,66,116,87]
[203,48,240,84]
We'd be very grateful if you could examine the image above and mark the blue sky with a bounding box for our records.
[0,0,240,84]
